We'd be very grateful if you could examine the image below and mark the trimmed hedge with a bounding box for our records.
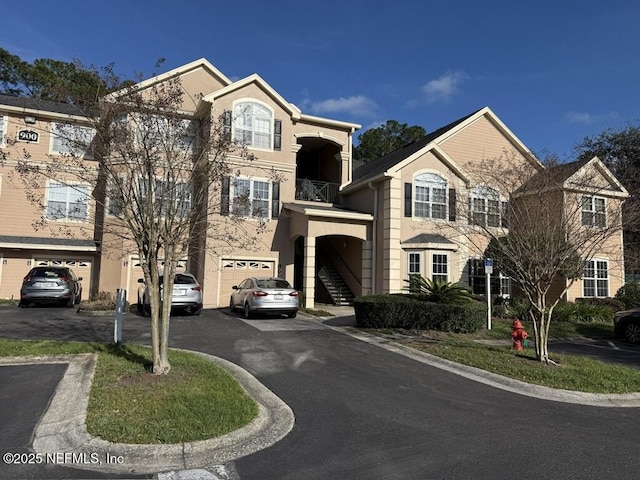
[354,295,486,333]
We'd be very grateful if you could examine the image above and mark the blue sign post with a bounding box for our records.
[484,259,493,330]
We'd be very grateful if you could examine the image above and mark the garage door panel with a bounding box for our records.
[218,259,275,306]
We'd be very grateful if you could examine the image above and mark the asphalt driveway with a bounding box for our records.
[1,305,640,479]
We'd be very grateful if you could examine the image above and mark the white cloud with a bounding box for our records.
[564,111,619,125]
[421,71,467,103]
[310,95,379,117]
[565,111,597,125]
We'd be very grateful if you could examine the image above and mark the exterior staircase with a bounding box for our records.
[317,256,355,306]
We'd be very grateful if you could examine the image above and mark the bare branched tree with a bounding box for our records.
[3,70,277,374]
[445,152,630,363]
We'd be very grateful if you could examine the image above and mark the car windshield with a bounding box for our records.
[31,268,65,279]
[157,274,195,285]
[256,279,291,289]
[175,274,195,285]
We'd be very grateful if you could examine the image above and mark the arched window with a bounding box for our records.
[234,102,273,149]
[414,173,447,219]
[470,186,506,227]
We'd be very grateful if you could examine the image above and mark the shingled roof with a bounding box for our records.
[0,93,87,117]
[352,109,481,185]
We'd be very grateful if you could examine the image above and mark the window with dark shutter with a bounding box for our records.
[448,188,456,221]
[404,183,412,217]
[221,176,230,215]
[223,110,232,141]
[274,120,282,151]
[501,201,509,228]
[271,182,280,218]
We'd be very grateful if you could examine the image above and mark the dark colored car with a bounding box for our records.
[137,273,203,316]
[614,309,640,344]
[230,277,299,318]
[19,267,83,307]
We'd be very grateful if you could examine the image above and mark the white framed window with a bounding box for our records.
[431,253,448,283]
[408,251,423,276]
[50,123,95,156]
[583,259,609,297]
[232,177,271,218]
[134,178,193,218]
[407,251,423,292]
[581,195,606,228]
[414,173,447,220]
[234,101,273,149]
[468,258,511,296]
[134,114,197,151]
[470,186,506,228]
[46,181,90,221]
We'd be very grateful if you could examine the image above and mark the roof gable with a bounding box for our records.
[350,107,541,190]
[564,157,628,197]
[105,58,232,102]
[517,157,629,198]
[203,73,302,120]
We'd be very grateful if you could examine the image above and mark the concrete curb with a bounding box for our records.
[312,314,640,408]
[2,351,294,475]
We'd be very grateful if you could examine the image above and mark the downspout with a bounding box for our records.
[368,182,377,294]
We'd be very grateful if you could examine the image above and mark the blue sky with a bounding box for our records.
[3,0,639,161]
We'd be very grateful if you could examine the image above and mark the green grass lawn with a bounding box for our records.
[0,339,258,444]
[364,318,640,394]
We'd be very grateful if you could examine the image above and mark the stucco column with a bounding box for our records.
[362,240,373,296]
[383,177,402,293]
[303,236,316,309]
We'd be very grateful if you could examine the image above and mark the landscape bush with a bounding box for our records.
[615,283,640,310]
[79,291,126,311]
[354,294,486,333]
[575,296,625,311]
[491,296,531,319]
[551,302,615,323]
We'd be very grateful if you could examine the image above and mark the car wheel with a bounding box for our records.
[624,321,640,344]
[287,311,297,318]
[243,302,252,319]
[65,296,75,308]
[192,307,202,316]
[143,303,150,317]
[18,300,28,308]
[229,297,235,313]
[137,297,143,314]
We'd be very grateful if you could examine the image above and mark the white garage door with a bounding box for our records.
[33,258,92,299]
[218,259,275,306]
[127,257,188,303]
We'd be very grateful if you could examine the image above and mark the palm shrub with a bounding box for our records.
[404,276,474,304]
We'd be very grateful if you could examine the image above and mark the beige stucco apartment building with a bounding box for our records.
[0,59,629,308]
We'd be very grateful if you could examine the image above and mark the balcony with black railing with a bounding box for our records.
[295,178,339,203]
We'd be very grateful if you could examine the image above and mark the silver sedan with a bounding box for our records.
[230,277,299,318]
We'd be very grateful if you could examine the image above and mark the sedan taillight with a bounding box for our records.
[252,291,268,297]
[191,286,202,291]
[289,291,299,296]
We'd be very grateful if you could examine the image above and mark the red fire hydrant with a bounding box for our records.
[511,319,528,351]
